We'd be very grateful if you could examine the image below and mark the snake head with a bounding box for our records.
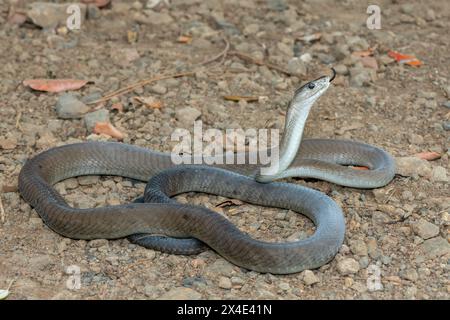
[292,70,334,106]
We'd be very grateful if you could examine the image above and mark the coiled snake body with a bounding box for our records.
[18,73,395,274]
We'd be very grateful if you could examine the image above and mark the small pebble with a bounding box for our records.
[150,84,167,95]
[419,237,450,258]
[359,256,369,269]
[56,94,90,119]
[412,219,440,240]
[400,268,419,282]
[349,239,368,256]
[349,67,372,87]
[278,282,290,291]
[299,53,312,63]
[395,157,431,177]
[78,175,100,186]
[175,107,201,127]
[431,166,448,182]
[337,258,360,275]
[302,270,320,285]
[218,276,232,290]
[64,178,79,189]
[442,122,450,131]
[87,4,101,19]
[243,23,259,35]
[84,109,110,132]
[88,239,109,248]
[367,238,380,259]
[287,57,307,77]
[157,287,202,300]
[400,4,415,15]
[334,64,348,76]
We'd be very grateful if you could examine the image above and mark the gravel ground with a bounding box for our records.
[0,0,449,300]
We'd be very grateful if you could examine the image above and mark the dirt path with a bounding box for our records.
[0,0,449,299]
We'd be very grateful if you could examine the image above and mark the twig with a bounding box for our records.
[223,95,259,102]
[383,187,397,204]
[6,278,15,291]
[87,71,195,105]
[86,40,292,106]
[229,51,294,76]
[197,38,230,66]
[87,38,228,106]
[0,194,5,223]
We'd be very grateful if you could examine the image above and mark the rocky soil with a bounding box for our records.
[0,0,449,299]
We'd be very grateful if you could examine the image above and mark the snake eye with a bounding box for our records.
[308,82,315,89]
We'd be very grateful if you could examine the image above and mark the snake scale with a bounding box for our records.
[18,71,395,274]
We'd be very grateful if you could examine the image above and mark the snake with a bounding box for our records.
[18,70,395,274]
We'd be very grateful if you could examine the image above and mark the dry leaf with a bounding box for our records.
[177,35,192,44]
[133,96,163,109]
[352,46,378,69]
[93,122,124,140]
[352,50,373,58]
[361,56,378,70]
[216,199,244,208]
[23,79,89,93]
[148,100,163,109]
[415,151,441,161]
[388,50,423,67]
[127,30,138,44]
[352,46,377,58]
[224,95,259,102]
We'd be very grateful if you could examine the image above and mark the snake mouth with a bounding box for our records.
[329,67,336,82]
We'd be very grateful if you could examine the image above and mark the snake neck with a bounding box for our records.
[280,100,315,168]
[257,98,316,181]
[256,75,331,182]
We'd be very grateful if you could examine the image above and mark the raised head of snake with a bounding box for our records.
[256,68,336,182]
